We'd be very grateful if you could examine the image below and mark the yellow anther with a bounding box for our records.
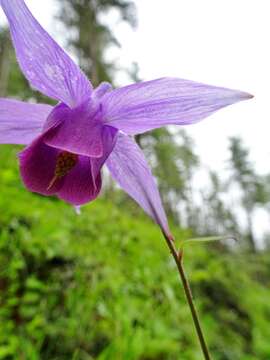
[47,151,78,190]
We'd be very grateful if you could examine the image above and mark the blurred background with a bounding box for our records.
[1,0,270,359]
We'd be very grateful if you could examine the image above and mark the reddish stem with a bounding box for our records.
[163,233,211,360]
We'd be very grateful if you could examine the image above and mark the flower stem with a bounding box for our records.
[163,233,211,360]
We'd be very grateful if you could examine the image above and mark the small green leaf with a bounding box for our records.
[180,236,234,249]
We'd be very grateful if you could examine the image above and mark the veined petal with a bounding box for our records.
[1,0,92,108]
[43,101,104,158]
[106,133,170,236]
[102,77,253,135]
[93,82,112,99]
[0,98,52,144]
[90,125,118,189]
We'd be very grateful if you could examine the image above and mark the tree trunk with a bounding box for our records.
[0,35,11,97]
[247,212,256,252]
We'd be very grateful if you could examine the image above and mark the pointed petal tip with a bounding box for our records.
[106,133,170,235]
[224,88,254,106]
[225,88,254,102]
[240,91,254,100]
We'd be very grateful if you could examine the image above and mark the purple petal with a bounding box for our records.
[106,133,170,236]
[93,82,112,99]
[43,101,104,158]
[102,77,253,134]
[19,134,63,196]
[1,0,92,107]
[57,157,102,206]
[0,98,52,144]
[90,125,118,189]
[19,133,102,205]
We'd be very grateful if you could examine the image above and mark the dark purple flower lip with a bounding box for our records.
[18,133,104,206]
[0,0,253,237]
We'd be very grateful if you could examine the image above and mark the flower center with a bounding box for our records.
[47,151,78,190]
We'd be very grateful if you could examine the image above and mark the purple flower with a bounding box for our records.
[0,0,253,237]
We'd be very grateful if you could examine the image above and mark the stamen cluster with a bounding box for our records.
[55,151,78,178]
[47,151,78,190]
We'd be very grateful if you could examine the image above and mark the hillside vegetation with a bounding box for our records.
[1,146,270,360]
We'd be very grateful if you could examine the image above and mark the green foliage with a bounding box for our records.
[1,147,270,359]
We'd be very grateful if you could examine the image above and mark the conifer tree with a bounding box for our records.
[57,0,136,85]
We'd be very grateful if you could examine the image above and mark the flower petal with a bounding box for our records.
[1,0,92,107]
[57,157,102,206]
[19,134,63,196]
[19,133,101,205]
[106,133,170,236]
[43,101,104,158]
[0,98,52,144]
[102,77,253,134]
[90,125,118,189]
[93,82,112,99]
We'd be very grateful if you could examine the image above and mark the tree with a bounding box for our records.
[0,27,11,97]
[228,137,267,251]
[200,171,240,238]
[139,129,200,226]
[57,0,136,85]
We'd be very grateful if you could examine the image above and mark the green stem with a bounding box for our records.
[163,233,211,360]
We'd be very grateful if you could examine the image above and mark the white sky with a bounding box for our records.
[1,0,269,238]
